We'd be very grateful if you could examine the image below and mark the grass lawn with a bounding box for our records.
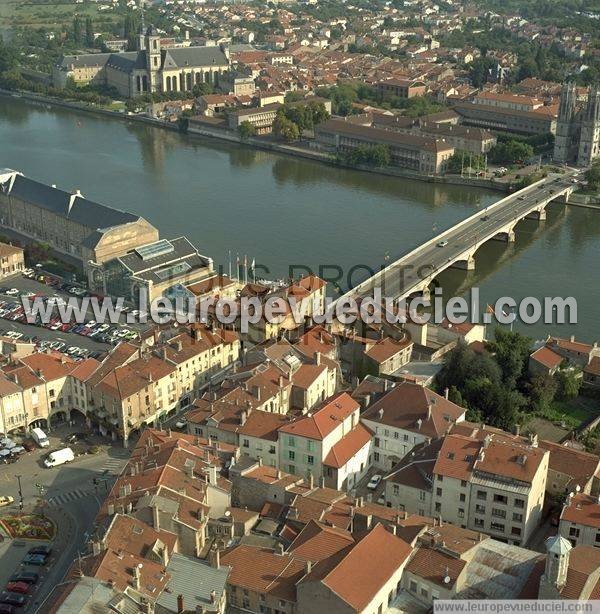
[0,0,120,29]
[539,396,600,429]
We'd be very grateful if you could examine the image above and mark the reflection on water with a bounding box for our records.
[0,96,598,339]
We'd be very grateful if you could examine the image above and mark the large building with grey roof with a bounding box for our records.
[0,168,159,270]
[53,26,230,98]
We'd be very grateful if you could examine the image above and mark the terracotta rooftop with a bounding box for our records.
[279,392,359,440]
[530,346,563,369]
[561,493,600,528]
[221,545,306,601]
[323,423,373,468]
[539,440,600,492]
[362,382,465,439]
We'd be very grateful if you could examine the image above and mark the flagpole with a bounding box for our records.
[244,255,248,285]
[228,250,232,279]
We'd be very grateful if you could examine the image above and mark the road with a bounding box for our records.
[0,424,129,612]
[341,171,580,302]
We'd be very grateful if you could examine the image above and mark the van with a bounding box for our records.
[31,428,49,448]
[44,448,74,468]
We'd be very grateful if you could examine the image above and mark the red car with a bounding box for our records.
[5,583,29,595]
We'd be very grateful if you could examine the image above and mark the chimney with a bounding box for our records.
[570,335,575,343]
[279,376,285,388]
[315,352,321,366]
[210,548,221,569]
[308,473,314,489]
[92,539,103,556]
[444,387,449,400]
[252,385,261,401]
[277,543,284,555]
[305,560,312,574]
[210,590,216,604]
[177,594,184,614]
[133,563,142,590]
[320,476,325,488]
[240,410,248,426]
[185,461,194,479]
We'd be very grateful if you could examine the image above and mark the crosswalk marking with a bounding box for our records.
[101,458,125,475]
[47,488,93,506]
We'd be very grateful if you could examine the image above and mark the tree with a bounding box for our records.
[555,369,582,400]
[192,82,214,97]
[529,374,558,411]
[469,56,497,88]
[273,115,300,141]
[486,328,532,389]
[585,161,600,191]
[85,17,95,47]
[73,15,83,44]
[489,140,534,165]
[238,121,256,139]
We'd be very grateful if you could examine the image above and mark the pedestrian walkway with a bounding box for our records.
[46,488,93,507]
[100,457,126,475]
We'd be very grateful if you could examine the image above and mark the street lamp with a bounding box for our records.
[15,474,23,511]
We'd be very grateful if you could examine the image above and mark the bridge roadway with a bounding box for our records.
[336,169,580,305]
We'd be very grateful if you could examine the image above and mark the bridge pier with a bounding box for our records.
[450,255,475,271]
[526,208,547,221]
[493,229,516,242]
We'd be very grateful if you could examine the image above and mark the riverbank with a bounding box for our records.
[0,88,511,192]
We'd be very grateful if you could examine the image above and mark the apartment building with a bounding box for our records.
[375,78,427,99]
[384,423,549,546]
[0,352,100,433]
[227,103,281,134]
[0,242,24,279]
[85,326,240,444]
[538,439,600,497]
[432,432,548,546]
[315,118,455,174]
[290,353,337,411]
[361,382,466,471]
[278,392,372,490]
[559,493,600,547]
[100,429,233,558]
[187,399,293,467]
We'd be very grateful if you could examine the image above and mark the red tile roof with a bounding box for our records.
[279,392,359,440]
[307,524,412,611]
[561,493,600,529]
[323,423,373,468]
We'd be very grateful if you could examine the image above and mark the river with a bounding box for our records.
[1,95,598,341]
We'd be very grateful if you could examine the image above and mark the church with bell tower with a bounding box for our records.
[54,23,230,98]
[553,83,600,167]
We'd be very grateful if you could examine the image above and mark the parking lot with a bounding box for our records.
[0,539,50,611]
[0,273,152,358]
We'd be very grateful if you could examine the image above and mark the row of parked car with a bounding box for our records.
[0,545,49,611]
[0,291,141,350]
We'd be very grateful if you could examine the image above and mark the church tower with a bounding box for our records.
[539,535,572,598]
[554,82,577,163]
[145,25,162,93]
[577,85,600,167]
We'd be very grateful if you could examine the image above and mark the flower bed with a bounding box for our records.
[0,514,56,540]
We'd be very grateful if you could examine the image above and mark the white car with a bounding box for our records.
[5,288,19,296]
[437,240,448,248]
[367,475,382,490]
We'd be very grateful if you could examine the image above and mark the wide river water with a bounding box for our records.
[0,96,598,341]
